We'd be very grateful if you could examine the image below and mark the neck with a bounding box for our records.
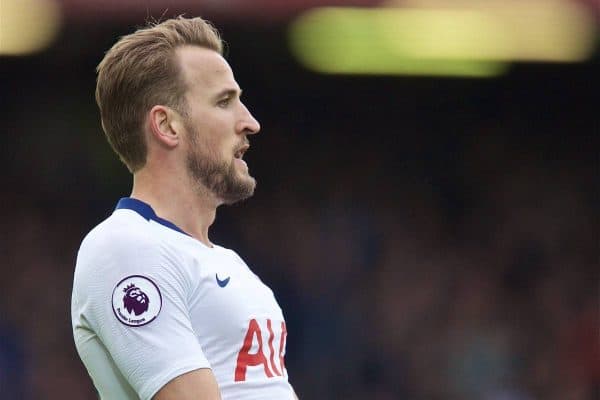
[131,167,219,247]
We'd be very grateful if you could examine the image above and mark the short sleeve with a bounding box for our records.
[75,233,210,400]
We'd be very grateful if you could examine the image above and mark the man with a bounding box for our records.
[71,16,297,400]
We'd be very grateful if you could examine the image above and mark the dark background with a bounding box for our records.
[1,2,598,399]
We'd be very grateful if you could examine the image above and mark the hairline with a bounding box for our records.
[172,45,237,109]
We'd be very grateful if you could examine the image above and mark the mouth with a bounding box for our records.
[234,143,250,160]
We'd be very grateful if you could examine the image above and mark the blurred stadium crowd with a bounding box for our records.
[0,14,598,400]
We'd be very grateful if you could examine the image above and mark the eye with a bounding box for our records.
[217,97,231,108]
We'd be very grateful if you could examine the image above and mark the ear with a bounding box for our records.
[148,105,181,148]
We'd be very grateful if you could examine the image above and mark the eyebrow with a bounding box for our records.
[213,88,242,100]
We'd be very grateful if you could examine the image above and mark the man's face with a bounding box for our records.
[176,46,260,205]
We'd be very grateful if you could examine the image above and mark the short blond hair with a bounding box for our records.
[96,16,223,172]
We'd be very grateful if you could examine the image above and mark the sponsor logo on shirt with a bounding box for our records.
[235,318,287,382]
[112,275,162,327]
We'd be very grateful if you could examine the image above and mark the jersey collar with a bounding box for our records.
[115,197,190,237]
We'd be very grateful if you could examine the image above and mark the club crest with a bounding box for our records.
[112,275,161,327]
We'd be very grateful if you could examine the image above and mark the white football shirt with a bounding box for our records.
[71,198,294,400]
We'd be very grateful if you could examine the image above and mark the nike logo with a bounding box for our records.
[215,273,230,288]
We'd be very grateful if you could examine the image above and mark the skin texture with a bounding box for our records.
[131,46,260,246]
[181,47,259,205]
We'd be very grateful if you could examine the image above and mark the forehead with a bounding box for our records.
[175,45,238,94]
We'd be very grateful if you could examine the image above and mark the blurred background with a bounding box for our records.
[1,0,598,399]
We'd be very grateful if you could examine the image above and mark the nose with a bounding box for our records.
[237,103,260,135]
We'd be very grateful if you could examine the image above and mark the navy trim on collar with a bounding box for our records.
[115,197,190,237]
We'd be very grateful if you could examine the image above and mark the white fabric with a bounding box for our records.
[72,206,294,400]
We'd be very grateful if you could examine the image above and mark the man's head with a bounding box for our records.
[96,16,224,174]
[96,17,260,204]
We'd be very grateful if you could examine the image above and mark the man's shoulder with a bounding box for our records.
[78,209,159,261]
[212,245,245,263]
[73,209,174,295]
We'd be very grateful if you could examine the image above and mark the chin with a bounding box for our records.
[219,176,256,205]
[239,177,257,196]
[236,168,256,185]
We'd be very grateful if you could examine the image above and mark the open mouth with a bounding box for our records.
[234,144,250,159]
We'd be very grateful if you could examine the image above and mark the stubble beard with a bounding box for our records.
[185,124,256,205]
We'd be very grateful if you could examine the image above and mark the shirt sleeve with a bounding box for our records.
[76,232,210,400]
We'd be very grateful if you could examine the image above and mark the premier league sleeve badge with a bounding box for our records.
[112,275,162,327]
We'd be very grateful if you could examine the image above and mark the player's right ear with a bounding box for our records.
[148,105,180,149]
